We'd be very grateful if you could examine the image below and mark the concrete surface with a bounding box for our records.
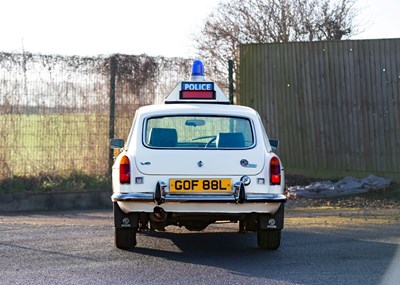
[0,191,111,212]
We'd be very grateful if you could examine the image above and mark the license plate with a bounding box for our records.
[169,179,232,193]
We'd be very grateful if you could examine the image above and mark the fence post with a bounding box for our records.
[108,55,117,175]
[228,59,234,104]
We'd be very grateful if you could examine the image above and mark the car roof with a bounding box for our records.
[136,103,258,118]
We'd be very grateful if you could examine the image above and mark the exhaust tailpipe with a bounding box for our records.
[149,207,168,231]
[152,206,167,221]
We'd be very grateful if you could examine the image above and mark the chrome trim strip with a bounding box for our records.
[112,193,154,202]
[245,194,287,202]
[111,193,286,203]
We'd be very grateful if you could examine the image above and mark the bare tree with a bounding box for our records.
[316,0,355,40]
[195,0,358,89]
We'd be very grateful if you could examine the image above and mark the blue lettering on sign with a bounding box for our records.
[181,82,214,91]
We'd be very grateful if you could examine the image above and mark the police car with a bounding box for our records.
[110,60,286,250]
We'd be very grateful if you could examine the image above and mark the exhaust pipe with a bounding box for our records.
[152,206,167,221]
[149,206,168,231]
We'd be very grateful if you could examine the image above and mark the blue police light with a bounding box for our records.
[191,60,204,76]
[178,59,216,100]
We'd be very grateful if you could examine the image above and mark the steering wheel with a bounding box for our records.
[205,136,217,148]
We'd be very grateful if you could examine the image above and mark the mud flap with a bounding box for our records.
[113,202,139,229]
[258,203,285,230]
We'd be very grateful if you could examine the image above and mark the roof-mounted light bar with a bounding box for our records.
[164,60,229,104]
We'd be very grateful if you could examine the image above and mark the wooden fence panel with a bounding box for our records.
[238,39,400,182]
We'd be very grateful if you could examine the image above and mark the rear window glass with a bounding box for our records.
[144,115,254,149]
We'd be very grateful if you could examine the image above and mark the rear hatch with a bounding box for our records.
[135,148,265,176]
[133,104,265,177]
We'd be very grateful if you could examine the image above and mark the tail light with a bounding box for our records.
[270,157,281,185]
[119,155,130,184]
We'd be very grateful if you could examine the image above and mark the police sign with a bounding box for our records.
[180,81,215,100]
[182,82,214,91]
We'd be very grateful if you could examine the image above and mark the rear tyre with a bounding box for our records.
[115,228,137,250]
[257,229,281,250]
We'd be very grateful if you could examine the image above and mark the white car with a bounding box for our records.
[110,60,286,250]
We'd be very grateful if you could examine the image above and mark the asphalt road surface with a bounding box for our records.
[0,208,399,285]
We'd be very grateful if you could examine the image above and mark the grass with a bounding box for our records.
[0,113,111,178]
[0,171,111,194]
[0,114,115,194]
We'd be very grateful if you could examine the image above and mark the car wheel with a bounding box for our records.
[115,228,137,250]
[257,229,281,250]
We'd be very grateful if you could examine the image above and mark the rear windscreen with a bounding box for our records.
[144,115,254,149]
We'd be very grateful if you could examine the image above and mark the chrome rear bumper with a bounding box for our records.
[111,192,286,203]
